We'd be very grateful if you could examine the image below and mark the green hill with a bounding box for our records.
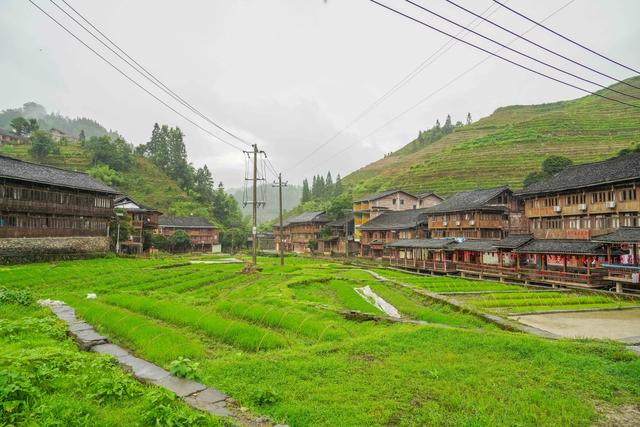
[343,76,640,197]
[0,136,205,215]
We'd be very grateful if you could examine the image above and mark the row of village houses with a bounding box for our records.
[274,152,640,292]
[0,155,221,259]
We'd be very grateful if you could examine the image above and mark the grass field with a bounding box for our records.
[0,291,225,426]
[1,256,640,426]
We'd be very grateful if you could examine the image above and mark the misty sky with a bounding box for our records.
[1,0,639,188]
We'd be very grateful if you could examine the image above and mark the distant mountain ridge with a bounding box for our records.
[0,102,119,139]
[342,76,640,198]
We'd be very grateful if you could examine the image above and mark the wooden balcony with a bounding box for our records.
[388,257,456,273]
[1,199,112,217]
[0,228,106,238]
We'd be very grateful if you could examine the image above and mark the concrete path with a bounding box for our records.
[38,299,245,421]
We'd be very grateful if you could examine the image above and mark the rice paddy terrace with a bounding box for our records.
[343,76,640,197]
[2,255,640,426]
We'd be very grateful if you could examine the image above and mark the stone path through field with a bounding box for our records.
[355,285,401,318]
[38,299,286,427]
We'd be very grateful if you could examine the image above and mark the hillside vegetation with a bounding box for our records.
[343,76,640,197]
[0,140,198,214]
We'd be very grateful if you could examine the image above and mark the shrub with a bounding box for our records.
[169,357,199,380]
[0,288,34,306]
[0,370,39,424]
[251,387,280,406]
[140,389,210,427]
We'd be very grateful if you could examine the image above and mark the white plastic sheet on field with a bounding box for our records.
[355,286,401,318]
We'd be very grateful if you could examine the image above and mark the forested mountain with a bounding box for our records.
[0,102,119,139]
[342,76,640,198]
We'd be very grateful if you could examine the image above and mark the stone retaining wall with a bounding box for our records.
[0,236,110,263]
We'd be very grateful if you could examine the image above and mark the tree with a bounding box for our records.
[325,171,333,196]
[169,229,192,252]
[194,165,214,204]
[334,174,343,196]
[29,130,58,160]
[109,208,131,250]
[443,114,453,132]
[466,112,472,125]
[87,165,123,186]
[85,135,133,171]
[301,178,311,203]
[523,171,548,187]
[542,156,573,176]
[79,129,86,143]
[435,119,441,130]
[10,117,38,136]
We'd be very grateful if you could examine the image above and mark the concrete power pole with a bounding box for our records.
[273,173,288,266]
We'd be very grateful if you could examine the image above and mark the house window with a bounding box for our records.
[392,199,396,205]
[400,199,405,205]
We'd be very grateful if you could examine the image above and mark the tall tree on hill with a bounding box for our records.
[29,130,58,160]
[466,112,472,125]
[443,114,453,132]
[301,178,311,203]
[334,174,343,196]
[435,119,441,130]
[325,171,333,196]
[79,129,86,143]
[194,165,215,204]
[10,117,38,136]
[167,127,192,189]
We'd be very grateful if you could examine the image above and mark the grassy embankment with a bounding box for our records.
[343,76,640,197]
[1,256,639,426]
[0,288,225,426]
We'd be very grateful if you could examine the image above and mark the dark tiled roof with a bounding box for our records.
[282,211,329,226]
[514,239,606,255]
[353,189,415,203]
[386,238,456,250]
[493,234,534,249]
[360,208,429,231]
[516,153,640,197]
[454,239,499,252]
[592,228,640,243]
[159,216,217,228]
[424,187,510,214]
[114,195,161,213]
[0,154,117,194]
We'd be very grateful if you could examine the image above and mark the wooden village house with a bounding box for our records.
[318,213,358,256]
[273,211,329,253]
[114,195,162,254]
[0,155,117,260]
[359,208,430,258]
[157,216,221,253]
[353,190,419,242]
[424,187,526,240]
[0,128,26,144]
[516,152,640,240]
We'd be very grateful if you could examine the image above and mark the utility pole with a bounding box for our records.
[243,144,265,266]
[252,144,258,266]
[273,173,288,266]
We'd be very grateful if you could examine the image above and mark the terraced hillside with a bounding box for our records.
[0,140,202,214]
[344,76,640,197]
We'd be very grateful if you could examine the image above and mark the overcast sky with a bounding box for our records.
[1,0,639,188]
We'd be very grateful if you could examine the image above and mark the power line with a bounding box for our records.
[304,0,578,174]
[27,0,245,151]
[493,0,640,76]
[404,0,640,101]
[289,1,502,173]
[370,0,640,109]
[444,0,640,91]
[51,0,252,147]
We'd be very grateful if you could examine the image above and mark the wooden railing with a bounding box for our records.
[1,199,112,217]
[388,258,456,272]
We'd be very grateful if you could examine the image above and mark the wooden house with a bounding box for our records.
[0,155,117,259]
[416,192,444,209]
[425,187,526,239]
[48,128,76,142]
[273,211,329,253]
[359,208,430,258]
[386,238,457,273]
[114,195,161,253]
[353,190,418,242]
[516,153,640,240]
[318,213,358,256]
[157,216,220,253]
[0,128,26,144]
[592,228,640,292]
